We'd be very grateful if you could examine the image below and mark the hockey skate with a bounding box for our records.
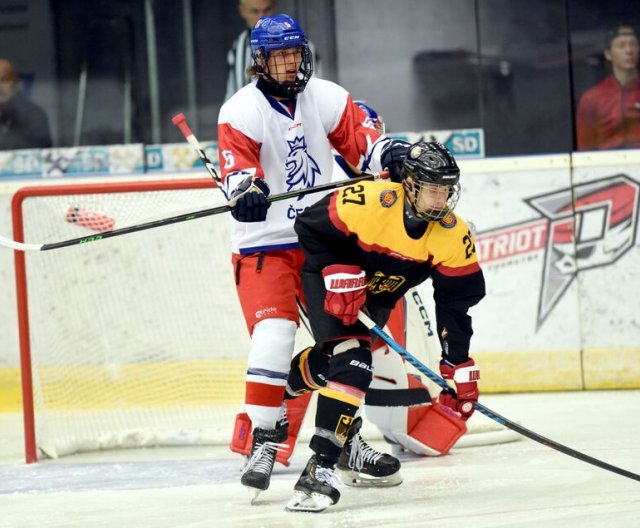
[285,455,341,513]
[241,426,288,503]
[337,417,402,487]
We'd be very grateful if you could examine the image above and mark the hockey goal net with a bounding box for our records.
[13,178,283,462]
[13,177,512,463]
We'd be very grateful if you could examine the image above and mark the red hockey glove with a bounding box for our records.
[438,358,480,421]
[322,264,367,326]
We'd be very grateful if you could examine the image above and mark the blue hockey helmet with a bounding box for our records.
[250,14,313,96]
[354,100,385,134]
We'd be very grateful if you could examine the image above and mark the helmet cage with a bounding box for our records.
[404,179,461,221]
[252,45,313,97]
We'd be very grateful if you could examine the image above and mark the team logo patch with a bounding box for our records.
[409,145,423,159]
[439,213,457,228]
[368,271,406,294]
[379,189,397,208]
[335,414,354,444]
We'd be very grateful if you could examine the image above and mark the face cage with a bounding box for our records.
[403,179,461,221]
[256,45,313,97]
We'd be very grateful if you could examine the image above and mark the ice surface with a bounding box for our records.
[1,390,638,528]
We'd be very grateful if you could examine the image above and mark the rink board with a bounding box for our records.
[1,150,640,411]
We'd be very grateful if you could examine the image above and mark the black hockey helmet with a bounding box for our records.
[401,141,461,221]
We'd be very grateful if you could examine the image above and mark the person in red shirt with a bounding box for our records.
[576,25,640,151]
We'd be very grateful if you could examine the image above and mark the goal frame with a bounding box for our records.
[13,178,216,463]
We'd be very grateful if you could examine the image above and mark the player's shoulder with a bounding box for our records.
[363,178,403,194]
[349,178,402,193]
[338,179,403,210]
[219,83,262,121]
[304,77,348,101]
[431,211,472,236]
[306,77,344,91]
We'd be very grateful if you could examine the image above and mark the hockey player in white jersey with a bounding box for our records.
[217,13,403,501]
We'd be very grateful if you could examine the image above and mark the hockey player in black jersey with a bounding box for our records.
[285,141,486,512]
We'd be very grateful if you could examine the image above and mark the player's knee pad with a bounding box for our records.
[286,344,329,396]
[326,342,373,392]
[248,318,297,373]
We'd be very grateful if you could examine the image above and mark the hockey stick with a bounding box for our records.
[1,174,375,252]
[357,310,640,482]
[171,113,223,189]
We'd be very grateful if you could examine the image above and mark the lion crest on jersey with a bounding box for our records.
[285,136,321,199]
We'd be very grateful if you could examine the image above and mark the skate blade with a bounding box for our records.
[285,490,334,513]
[244,485,263,505]
[338,468,403,488]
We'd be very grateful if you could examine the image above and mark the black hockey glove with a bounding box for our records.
[380,140,411,182]
[230,176,271,222]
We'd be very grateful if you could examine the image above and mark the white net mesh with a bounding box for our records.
[16,179,262,458]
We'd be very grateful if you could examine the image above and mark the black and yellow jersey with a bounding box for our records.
[294,180,485,363]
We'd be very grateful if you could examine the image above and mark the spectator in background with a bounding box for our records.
[0,58,52,150]
[576,25,640,151]
[224,0,321,101]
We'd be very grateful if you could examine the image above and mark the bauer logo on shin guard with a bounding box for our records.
[349,360,373,372]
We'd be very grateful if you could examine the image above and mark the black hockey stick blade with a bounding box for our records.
[357,311,640,483]
[1,174,376,252]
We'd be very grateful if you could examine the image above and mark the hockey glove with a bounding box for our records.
[380,140,411,182]
[229,176,271,222]
[438,358,480,421]
[322,264,367,326]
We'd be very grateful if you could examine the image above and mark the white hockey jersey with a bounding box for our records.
[218,77,389,254]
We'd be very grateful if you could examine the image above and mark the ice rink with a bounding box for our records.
[1,390,639,528]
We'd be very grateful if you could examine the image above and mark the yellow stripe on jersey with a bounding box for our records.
[331,180,479,270]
